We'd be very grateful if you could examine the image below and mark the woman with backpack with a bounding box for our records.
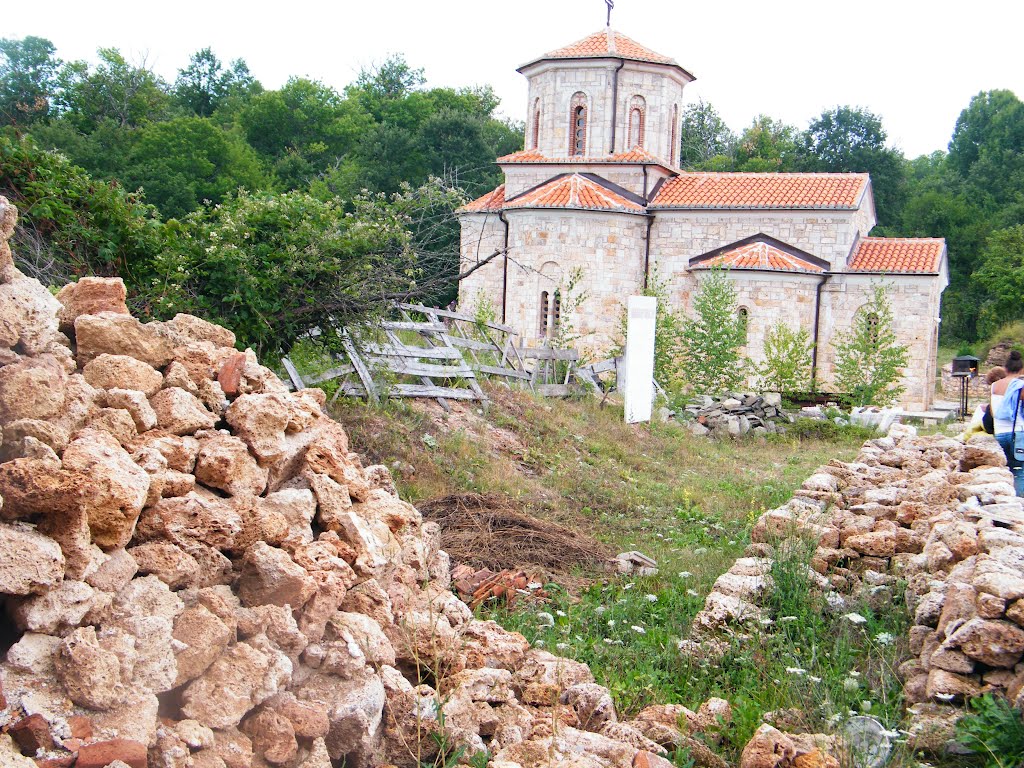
[991,350,1024,496]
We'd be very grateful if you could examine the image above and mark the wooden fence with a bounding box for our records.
[280,305,588,407]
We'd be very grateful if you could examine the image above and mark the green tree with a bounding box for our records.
[734,115,799,172]
[173,48,259,118]
[973,225,1024,339]
[679,269,747,394]
[797,106,907,227]
[157,179,465,358]
[346,55,426,123]
[121,117,270,217]
[0,133,165,292]
[678,99,734,169]
[56,48,170,131]
[756,322,814,393]
[0,36,61,125]
[831,283,909,406]
[948,90,1024,215]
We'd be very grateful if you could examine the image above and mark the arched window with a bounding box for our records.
[670,104,679,165]
[627,96,646,149]
[568,92,588,156]
[865,312,880,345]
[738,307,749,343]
[539,291,550,338]
[531,98,542,150]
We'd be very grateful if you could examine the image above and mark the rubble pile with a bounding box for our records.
[688,420,1024,754]
[0,195,742,768]
[680,393,793,437]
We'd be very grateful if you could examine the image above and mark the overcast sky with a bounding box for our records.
[7,0,1023,158]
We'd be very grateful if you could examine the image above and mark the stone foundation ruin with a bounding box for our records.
[1,191,1022,768]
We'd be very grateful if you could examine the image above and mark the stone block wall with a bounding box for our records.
[501,209,648,354]
[522,60,688,164]
[458,213,507,320]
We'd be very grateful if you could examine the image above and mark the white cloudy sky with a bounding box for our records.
[7,0,1023,158]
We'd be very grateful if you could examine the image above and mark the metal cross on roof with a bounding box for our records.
[605,0,614,26]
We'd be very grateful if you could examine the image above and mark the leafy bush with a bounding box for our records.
[679,268,747,395]
[0,131,166,296]
[955,694,1024,768]
[756,322,814,393]
[831,283,909,407]
[155,179,463,359]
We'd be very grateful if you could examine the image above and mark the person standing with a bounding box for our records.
[992,350,1024,496]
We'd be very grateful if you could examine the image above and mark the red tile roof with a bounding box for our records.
[459,184,506,213]
[520,29,694,78]
[505,174,645,213]
[847,237,945,273]
[650,172,870,209]
[498,147,671,166]
[693,240,825,273]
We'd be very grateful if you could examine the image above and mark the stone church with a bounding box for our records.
[457,28,948,409]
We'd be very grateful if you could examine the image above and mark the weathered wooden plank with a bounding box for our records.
[584,358,620,375]
[446,336,502,352]
[396,303,518,335]
[280,357,306,391]
[303,365,356,385]
[381,320,447,332]
[383,359,476,379]
[362,343,464,360]
[476,365,533,380]
[341,336,379,405]
[390,384,482,400]
[517,347,579,361]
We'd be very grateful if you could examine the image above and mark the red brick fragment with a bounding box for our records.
[67,715,93,741]
[10,713,55,754]
[34,757,76,768]
[217,352,247,397]
[76,738,147,768]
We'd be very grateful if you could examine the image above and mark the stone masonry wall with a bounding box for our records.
[688,424,1024,752]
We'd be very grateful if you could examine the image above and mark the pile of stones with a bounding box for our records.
[680,392,793,437]
[0,195,756,768]
[685,421,1024,758]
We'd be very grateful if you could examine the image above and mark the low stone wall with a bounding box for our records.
[687,422,1024,754]
[939,364,990,401]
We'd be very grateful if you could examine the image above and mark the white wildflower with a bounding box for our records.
[809,675,822,683]
[624,583,635,590]
[677,571,692,579]
[595,606,606,615]
[785,667,807,676]
[686,589,698,597]
[779,616,798,623]
[631,625,646,634]
[608,619,616,627]
[843,612,868,625]
[536,612,555,627]
[693,547,708,555]
[874,632,895,646]
[645,594,658,603]
[556,610,567,617]
[556,642,570,651]
[843,677,860,692]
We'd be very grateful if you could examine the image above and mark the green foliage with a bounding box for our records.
[678,99,735,169]
[973,225,1024,339]
[796,106,907,227]
[122,117,271,218]
[679,269,747,395]
[0,36,61,125]
[733,116,799,172]
[830,283,909,407]
[0,132,165,292]
[156,178,465,358]
[173,48,259,118]
[954,694,1024,768]
[756,322,814,393]
[55,48,170,132]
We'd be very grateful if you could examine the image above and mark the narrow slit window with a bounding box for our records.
[552,290,562,335]
[539,291,550,337]
[738,307,749,343]
[569,93,588,156]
